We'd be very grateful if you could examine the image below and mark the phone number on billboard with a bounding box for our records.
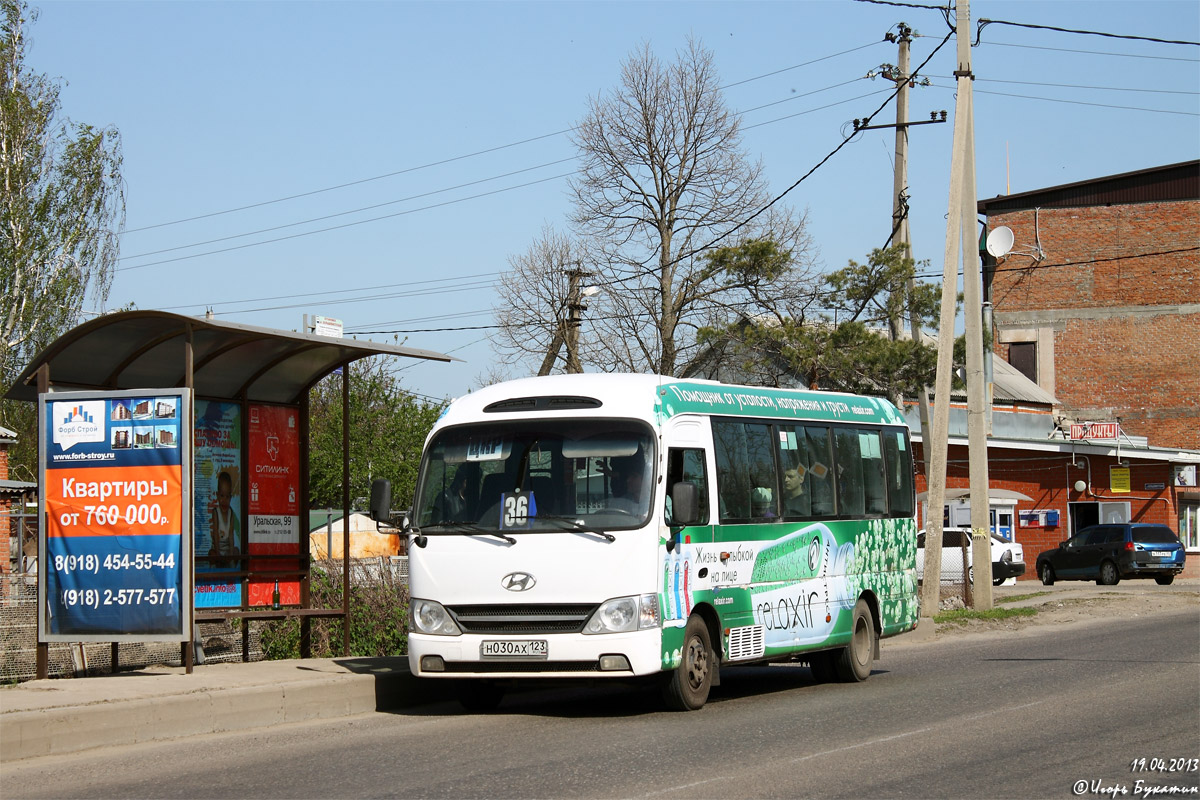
[60,587,178,609]
[53,553,177,574]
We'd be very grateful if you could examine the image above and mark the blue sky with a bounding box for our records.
[25,0,1200,402]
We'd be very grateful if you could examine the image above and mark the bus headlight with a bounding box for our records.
[409,599,461,636]
[584,594,659,634]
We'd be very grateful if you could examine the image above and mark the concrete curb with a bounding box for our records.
[0,658,456,764]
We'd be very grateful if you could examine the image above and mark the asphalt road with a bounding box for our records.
[4,608,1198,800]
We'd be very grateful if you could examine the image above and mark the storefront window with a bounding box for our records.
[1180,500,1199,551]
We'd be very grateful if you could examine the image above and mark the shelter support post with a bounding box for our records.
[36,364,49,680]
[342,361,351,657]
[183,324,195,673]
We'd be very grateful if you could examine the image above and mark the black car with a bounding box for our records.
[1036,523,1186,586]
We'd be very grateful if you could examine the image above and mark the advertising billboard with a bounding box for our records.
[247,404,301,607]
[194,399,242,608]
[39,389,191,641]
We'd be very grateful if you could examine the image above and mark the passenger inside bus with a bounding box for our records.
[606,454,648,515]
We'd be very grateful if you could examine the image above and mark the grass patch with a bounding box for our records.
[934,606,1039,625]
[997,591,1050,605]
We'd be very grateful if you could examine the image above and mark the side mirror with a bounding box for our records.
[369,478,392,523]
[670,481,700,527]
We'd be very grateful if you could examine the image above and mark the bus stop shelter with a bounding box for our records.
[5,310,454,677]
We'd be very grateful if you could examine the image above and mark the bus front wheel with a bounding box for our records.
[832,599,875,683]
[662,615,713,711]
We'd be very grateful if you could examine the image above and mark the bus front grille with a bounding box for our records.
[447,604,598,635]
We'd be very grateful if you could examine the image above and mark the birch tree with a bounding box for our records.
[1,0,124,387]
[1,0,124,477]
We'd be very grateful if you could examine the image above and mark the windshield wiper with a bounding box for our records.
[535,515,616,543]
[425,521,516,545]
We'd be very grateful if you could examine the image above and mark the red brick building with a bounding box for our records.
[969,160,1200,576]
[978,160,1199,449]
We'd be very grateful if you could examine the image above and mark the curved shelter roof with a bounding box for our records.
[4,310,456,405]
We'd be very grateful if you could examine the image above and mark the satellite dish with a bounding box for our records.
[986,226,1015,258]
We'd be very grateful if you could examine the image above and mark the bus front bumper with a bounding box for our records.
[408,630,665,679]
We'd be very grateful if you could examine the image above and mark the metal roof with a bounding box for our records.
[3,310,456,405]
[977,160,1198,214]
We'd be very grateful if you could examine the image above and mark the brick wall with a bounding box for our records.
[989,200,1200,449]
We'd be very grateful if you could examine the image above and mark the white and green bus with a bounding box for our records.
[379,374,919,710]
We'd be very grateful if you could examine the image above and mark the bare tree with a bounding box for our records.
[489,225,589,376]
[567,38,816,376]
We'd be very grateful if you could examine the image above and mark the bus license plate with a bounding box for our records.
[481,640,548,659]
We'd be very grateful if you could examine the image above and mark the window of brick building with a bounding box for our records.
[1009,342,1037,383]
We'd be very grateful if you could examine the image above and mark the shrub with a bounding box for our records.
[259,559,409,659]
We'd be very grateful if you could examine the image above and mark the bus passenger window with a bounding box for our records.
[804,426,835,516]
[858,430,887,515]
[835,428,866,516]
[883,431,914,517]
[713,420,778,523]
[778,425,811,519]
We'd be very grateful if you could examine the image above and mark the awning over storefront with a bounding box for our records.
[917,488,1033,503]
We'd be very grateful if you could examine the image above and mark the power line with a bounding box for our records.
[935,35,1200,63]
[117,70,894,277]
[947,76,1199,97]
[123,129,572,234]
[119,159,576,262]
[928,81,1199,116]
[123,76,877,267]
[975,18,1200,48]
[124,43,886,236]
[114,172,575,273]
[913,245,1200,280]
[158,272,497,313]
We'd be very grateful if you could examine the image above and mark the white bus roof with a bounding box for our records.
[439,374,908,429]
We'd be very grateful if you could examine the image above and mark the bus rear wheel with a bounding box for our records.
[662,615,713,711]
[832,599,875,683]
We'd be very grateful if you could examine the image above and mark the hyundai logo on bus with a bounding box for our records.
[502,572,537,592]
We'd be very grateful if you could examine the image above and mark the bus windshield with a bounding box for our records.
[413,420,655,532]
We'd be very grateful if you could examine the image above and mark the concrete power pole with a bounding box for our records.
[538,265,591,376]
[888,23,935,486]
[922,0,993,617]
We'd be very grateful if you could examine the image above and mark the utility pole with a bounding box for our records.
[923,0,992,616]
[887,22,935,485]
[538,265,592,376]
[563,265,592,374]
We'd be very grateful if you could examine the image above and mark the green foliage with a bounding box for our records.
[258,560,410,659]
[1,0,124,475]
[698,238,794,287]
[933,606,1038,625]
[697,244,942,401]
[307,356,446,512]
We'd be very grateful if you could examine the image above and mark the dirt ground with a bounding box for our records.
[929,581,1200,638]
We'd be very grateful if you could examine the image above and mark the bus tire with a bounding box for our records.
[833,599,875,683]
[808,651,836,683]
[662,615,713,711]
